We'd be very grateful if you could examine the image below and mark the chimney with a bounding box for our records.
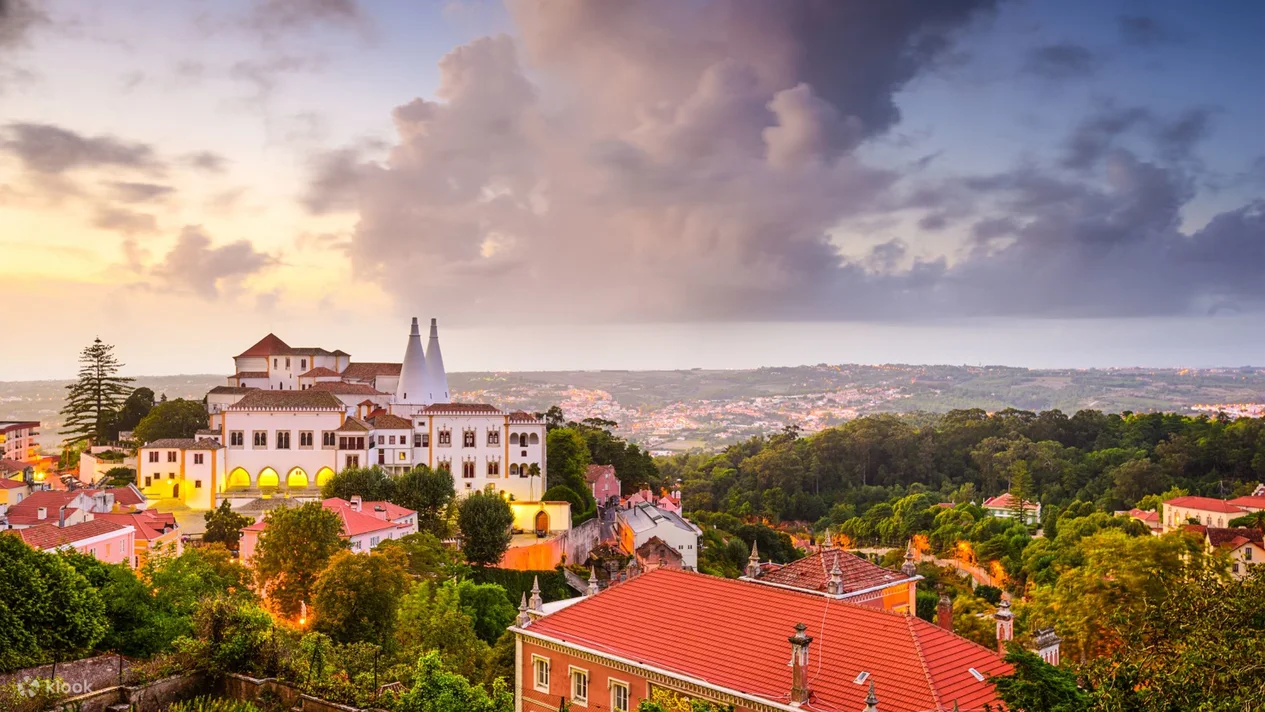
[745,540,761,578]
[788,623,813,704]
[350,495,362,512]
[826,553,844,596]
[37,506,47,521]
[994,599,1015,654]
[901,542,917,577]
[516,593,531,627]
[587,567,599,596]
[528,575,543,612]
[862,680,879,712]
[58,505,66,527]
[937,591,953,631]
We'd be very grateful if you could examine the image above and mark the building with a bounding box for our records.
[238,496,418,562]
[143,317,548,511]
[11,519,136,566]
[0,477,31,514]
[742,545,922,614]
[635,536,684,571]
[513,567,1009,712]
[94,510,181,568]
[1123,508,1162,534]
[623,487,682,514]
[614,502,700,570]
[1185,525,1264,579]
[1227,494,1265,513]
[0,458,34,484]
[981,492,1041,525]
[78,446,138,486]
[3,490,113,529]
[585,464,620,506]
[1162,495,1245,532]
[0,421,40,462]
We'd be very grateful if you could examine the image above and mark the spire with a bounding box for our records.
[994,598,1015,653]
[826,553,845,596]
[528,575,543,612]
[745,540,761,579]
[862,680,879,712]
[587,567,599,596]
[394,317,427,404]
[517,592,531,627]
[423,318,449,404]
[901,542,917,577]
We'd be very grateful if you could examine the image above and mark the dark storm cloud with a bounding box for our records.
[307,0,1262,325]
[152,226,277,299]
[1023,43,1098,80]
[2,123,161,174]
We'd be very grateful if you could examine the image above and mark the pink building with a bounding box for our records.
[584,464,620,505]
[14,519,136,566]
[239,496,417,562]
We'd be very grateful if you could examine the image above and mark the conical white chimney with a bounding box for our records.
[395,317,427,404]
[423,318,449,404]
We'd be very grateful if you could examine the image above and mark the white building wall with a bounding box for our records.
[633,522,699,569]
[220,410,343,488]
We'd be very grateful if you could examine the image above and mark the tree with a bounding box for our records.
[377,532,468,581]
[60,338,134,445]
[311,547,411,647]
[254,502,347,616]
[102,466,136,487]
[144,544,255,618]
[320,466,396,502]
[203,501,254,551]
[0,535,107,671]
[395,650,513,712]
[1008,461,1035,523]
[455,579,516,644]
[546,427,591,494]
[1229,510,1265,532]
[990,647,1090,712]
[113,387,156,438]
[458,492,514,566]
[394,465,455,537]
[60,550,181,657]
[133,398,208,443]
[396,581,491,681]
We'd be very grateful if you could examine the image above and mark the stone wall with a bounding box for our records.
[37,673,205,712]
[0,654,130,696]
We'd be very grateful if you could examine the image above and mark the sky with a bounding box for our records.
[1,0,1262,379]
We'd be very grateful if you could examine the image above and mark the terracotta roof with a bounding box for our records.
[289,347,334,356]
[307,382,386,396]
[1164,496,1244,514]
[0,478,27,489]
[299,367,342,378]
[1227,496,1265,510]
[523,568,1007,712]
[0,459,31,475]
[0,421,39,432]
[336,417,371,433]
[106,485,146,506]
[208,386,257,395]
[981,493,1039,511]
[1205,527,1264,550]
[141,438,224,450]
[368,413,412,429]
[420,403,501,414]
[1126,508,1160,524]
[508,410,541,422]
[326,497,415,523]
[754,548,913,596]
[341,362,401,379]
[6,491,90,524]
[233,372,269,379]
[94,511,178,540]
[585,464,617,484]
[248,499,413,539]
[226,390,344,411]
[13,520,132,550]
[236,333,291,358]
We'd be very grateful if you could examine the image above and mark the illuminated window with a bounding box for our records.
[398,451,407,461]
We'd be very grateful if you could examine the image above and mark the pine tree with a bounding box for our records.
[60,338,134,445]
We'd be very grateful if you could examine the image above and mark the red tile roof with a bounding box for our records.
[299,367,342,378]
[226,391,344,410]
[236,333,291,358]
[94,511,178,540]
[508,410,541,423]
[754,548,913,596]
[981,493,1039,511]
[1164,496,1244,514]
[6,490,90,525]
[368,413,412,429]
[106,486,146,507]
[1227,495,1265,510]
[233,372,270,380]
[307,382,386,396]
[341,362,401,380]
[12,519,132,551]
[523,568,1007,712]
[0,478,27,489]
[585,464,617,484]
[0,459,31,475]
[1204,527,1264,550]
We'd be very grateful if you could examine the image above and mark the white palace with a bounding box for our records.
[137,318,547,511]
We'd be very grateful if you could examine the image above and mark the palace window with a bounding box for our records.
[300,431,314,448]
[253,431,267,448]
[510,433,520,446]
[529,433,540,445]
[463,430,476,448]
[509,464,519,477]
[533,656,550,693]
[611,681,629,712]
[193,453,204,465]
[570,668,588,704]
[277,431,291,449]
[167,451,178,463]
[148,451,159,463]
[487,460,500,477]
[300,359,307,370]
[462,461,476,478]
[345,455,359,469]
[194,480,202,489]
[437,458,451,472]
[487,430,499,446]
[413,433,422,447]
[378,435,385,445]
[230,431,244,448]
[322,431,336,448]
[399,451,408,461]
[438,429,451,446]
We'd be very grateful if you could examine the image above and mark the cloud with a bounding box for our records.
[301,147,366,214]
[1117,15,1178,48]
[183,150,227,172]
[0,0,44,49]
[1062,103,1214,170]
[1023,43,1098,80]
[107,181,174,203]
[251,0,366,32]
[93,206,159,235]
[1,122,161,174]
[151,226,277,299]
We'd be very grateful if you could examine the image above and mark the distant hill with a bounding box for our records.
[3,365,1262,453]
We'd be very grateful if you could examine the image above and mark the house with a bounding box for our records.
[11,519,136,566]
[1162,496,1244,532]
[623,487,682,514]
[1186,525,1264,579]
[3,490,111,529]
[106,485,149,512]
[0,458,34,484]
[614,502,701,569]
[634,536,684,571]
[585,464,620,506]
[238,496,417,562]
[1124,508,1162,534]
[0,421,40,462]
[981,492,1041,525]
[1227,494,1265,513]
[513,567,1009,712]
[0,477,31,513]
[77,446,137,486]
[742,545,922,614]
[94,510,181,568]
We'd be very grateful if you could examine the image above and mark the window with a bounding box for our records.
[510,464,519,477]
[285,357,291,369]
[230,431,244,448]
[144,476,151,487]
[277,431,291,449]
[193,453,204,465]
[399,451,407,461]
[570,668,588,704]
[1247,547,1254,562]
[378,450,386,465]
[438,429,451,446]
[414,433,422,447]
[437,459,451,472]
[322,431,336,448]
[194,480,202,489]
[378,435,385,445]
[169,472,175,479]
[339,436,366,450]
[529,432,540,445]
[167,451,178,463]
[148,451,159,463]
[462,461,476,478]
[611,681,629,712]
[345,455,360,469]
[533,657,550,692]
[487,460,500,476]
[420,433,430,447]
[253,431,267,448]
[300,431,314,448]
[370,536,380,547]
[511,433,520,446]
[390,435,398,445]
[463,430,476,447]
[487,430,499,446]
[273,358,278,368]
[301,358,307,370]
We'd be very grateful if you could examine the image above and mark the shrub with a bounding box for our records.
[166,696,262,712]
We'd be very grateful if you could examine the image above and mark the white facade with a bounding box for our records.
[615,503,702,570]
